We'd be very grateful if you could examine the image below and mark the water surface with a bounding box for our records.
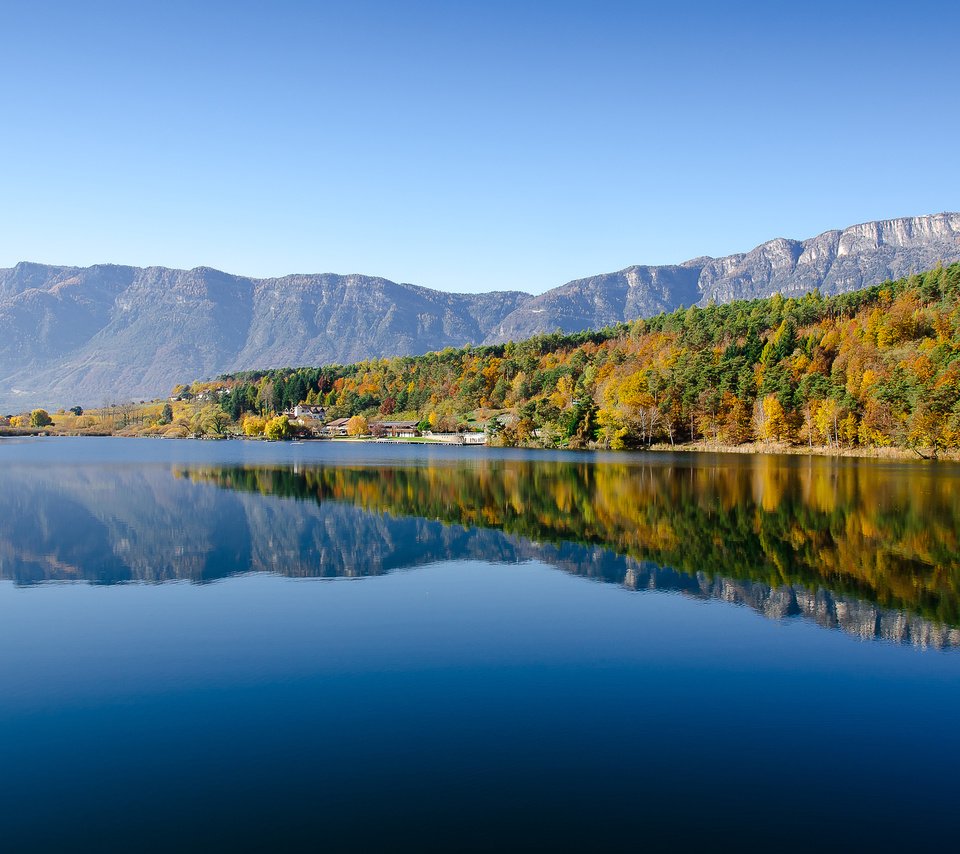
[1,438,958,850]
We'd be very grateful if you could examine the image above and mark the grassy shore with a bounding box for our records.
[0,427,44,437]
[647,440,960,461]
[5,403,956,460]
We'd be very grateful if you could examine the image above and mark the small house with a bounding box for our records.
[285,404,328,425]
[293,404,327,420]
[323,417,351,437]
[372,420,420,438]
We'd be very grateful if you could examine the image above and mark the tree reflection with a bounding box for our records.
[1,455,958,647]
[181,456,960,628]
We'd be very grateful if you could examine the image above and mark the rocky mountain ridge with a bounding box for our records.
[1,212,958,409]
[485,212,960,340]
[0,264,531,409]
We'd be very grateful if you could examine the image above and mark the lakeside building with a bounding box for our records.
[371,420,420,438]
[426,431,488,445]
[323,417,351,436]
[285,404,328,426]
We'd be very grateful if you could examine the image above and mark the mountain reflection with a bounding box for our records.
[1,456,959,649]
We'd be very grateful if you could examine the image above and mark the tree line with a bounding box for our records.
[184,263,960,452]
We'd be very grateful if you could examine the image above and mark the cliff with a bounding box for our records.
[487,212,960,340]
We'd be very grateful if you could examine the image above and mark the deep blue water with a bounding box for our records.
[0,438,958,851]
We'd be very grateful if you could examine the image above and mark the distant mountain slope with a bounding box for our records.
[485,213,960,341]
[0,266,531,409]
[1,212,958,409]
[483,262,705,342]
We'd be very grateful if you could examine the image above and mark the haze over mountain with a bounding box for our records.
[1,212,958,410]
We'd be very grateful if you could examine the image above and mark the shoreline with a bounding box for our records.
[15,430,960,461]
[644,441,959,462]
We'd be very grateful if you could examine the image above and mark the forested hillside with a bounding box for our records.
[211,263,960,452]
[3,214,958,410]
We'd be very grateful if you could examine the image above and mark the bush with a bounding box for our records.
[30,409,53,428]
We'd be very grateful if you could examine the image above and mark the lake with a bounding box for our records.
[1,437,958,851]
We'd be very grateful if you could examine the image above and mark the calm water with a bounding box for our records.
[1,438,958,851]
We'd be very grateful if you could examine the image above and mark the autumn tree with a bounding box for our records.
[346,415,369,437]
[264,415,291,440]
[30,409,53,428]
[755,395,788,442]
[190,405,230,436]
[814,399,839,446]
[242,415,266,437]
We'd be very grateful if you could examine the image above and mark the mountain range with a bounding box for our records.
[1,212,958,409]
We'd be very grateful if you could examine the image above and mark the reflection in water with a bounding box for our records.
[1,455,959,648]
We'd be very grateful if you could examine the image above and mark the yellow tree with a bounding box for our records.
[840,413,858,447]
[346,415,368,437]
[242,415,266,437]
[814,399,838,446]
[549,375,575,411]
[596,405,627,449]
[755,395,787,442]
[612,371,658,444]
[908,404,948,456]
[264,415,291,440]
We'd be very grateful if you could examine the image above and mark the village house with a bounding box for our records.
[194,387,231,403]
[371,420,420,438]
[284,404,328,425]
[323,417,351,437]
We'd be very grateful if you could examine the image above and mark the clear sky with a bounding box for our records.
[1,0,957,294]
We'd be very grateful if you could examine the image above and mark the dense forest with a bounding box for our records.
[198,263,960,451]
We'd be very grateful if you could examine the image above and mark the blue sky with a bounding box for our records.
[1,0,956,293]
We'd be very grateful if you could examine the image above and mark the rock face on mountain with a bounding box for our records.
[0,265,531,409]
[485,212,960,342]
[1,213,958,409]
[694,213,960,304]
[482,262,705,342]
